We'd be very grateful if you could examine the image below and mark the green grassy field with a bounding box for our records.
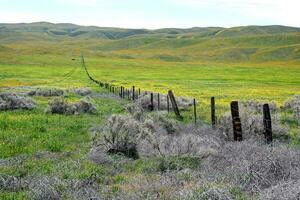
[1,54,300,116]
[1,22,300,199]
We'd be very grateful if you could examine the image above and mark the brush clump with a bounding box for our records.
[0,92,36,110]
[45,97,96,115]
[69,88,92,96]
[28,88,64,97]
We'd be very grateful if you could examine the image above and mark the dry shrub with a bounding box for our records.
[45,97,96,115]
[0,175,28,192]
[97,172,192,200]
[91,113,222,160]
[242,100,277,112]
[67,179,101,200]
[0,155,27,167]
[0,92,36,110]
[28,88,64,97]
[179,187,234,200]
[284,95,300,123]
[69,88,92,96]
[218,101,288,141]
[138,115,221,157]
[259,180,300,200]
[91,114,143,159]
[29,177,63,200]
[202,140,300,193]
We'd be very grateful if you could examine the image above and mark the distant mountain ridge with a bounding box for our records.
[0,22,300,63]
[1,22,299,40]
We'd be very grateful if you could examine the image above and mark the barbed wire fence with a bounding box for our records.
[81,54,276,144]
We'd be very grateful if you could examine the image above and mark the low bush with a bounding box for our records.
[0,175,28,192]
[260,180,300,200]
[284,95,300,123]
[0,93,36,110]
[91,114,142,159]
[45,97,96,115]
[28,88,64,97]
[202,140,300,193]
[29,177,62,200]
[91,112,221,160]
[69,88,92,96]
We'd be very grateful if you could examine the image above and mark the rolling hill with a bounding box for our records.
[0,22,300,63]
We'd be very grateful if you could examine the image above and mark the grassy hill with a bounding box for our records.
[0,22,300,63]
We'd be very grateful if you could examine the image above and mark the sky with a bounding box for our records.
[0,0,299,29]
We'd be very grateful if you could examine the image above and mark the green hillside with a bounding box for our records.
[0,22,300,63]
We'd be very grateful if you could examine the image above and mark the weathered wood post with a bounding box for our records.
[122,87,125,99]
[138,88,141,95]
[263,104,273,144]
[194,98,197,124]
[168,90,183,120]
[231,101,243,141]
[132,86,135,101]
[211,97,216,126]
[157,93,160,111]
[127,89,130,100]
[120,86,123,98]
[167,94,170,113]
[150,93,154,111]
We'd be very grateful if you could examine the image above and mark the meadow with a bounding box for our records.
[1,23,300,199]
[1,53,300,119]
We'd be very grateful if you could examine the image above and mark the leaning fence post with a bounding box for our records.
[263,104,273,144]
[211,97,216,126]
[132,86,135,101]
[168,90,183,120]
[231,101,243,141]
[167,94,170,113]
[150,93,154,111]
[194,98,197,124]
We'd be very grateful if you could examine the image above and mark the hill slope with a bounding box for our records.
[0,22,300,63]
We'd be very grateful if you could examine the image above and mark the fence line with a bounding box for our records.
[81,55,274,143]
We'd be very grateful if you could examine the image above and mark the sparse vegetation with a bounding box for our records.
[1,23,300,199]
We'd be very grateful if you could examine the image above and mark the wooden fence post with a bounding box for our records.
[194,98,197,124]
[132,86,135,101]
[211,97,216,126]
[167,94,170,113]
[231,101,243,141]
[168,90,183,120]
[120,86,123,98]
[263,104,273,144]
[150,93,154,111]
[127,89,130,100]
[138,88,141,95]
[157,93,160,111]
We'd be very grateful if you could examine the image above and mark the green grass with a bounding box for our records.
[1,22,300,199]
[0,93,125,158]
